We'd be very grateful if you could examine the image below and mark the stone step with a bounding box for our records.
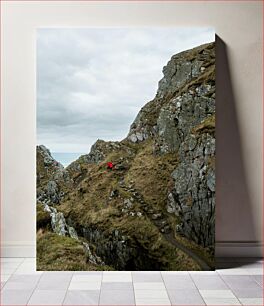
[160,226,171,234]
[151,213,163,220]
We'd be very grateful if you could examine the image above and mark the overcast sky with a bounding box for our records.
[37,27,214,153]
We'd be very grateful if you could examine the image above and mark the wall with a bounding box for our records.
[1,1,262,257]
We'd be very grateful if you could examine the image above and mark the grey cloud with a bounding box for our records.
[37,27,214,153]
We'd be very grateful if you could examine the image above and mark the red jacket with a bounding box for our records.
[107,162,114,169]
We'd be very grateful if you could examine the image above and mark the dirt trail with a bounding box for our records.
[123,182,212,271]
[163,233,212,271]
[119,182,212,271]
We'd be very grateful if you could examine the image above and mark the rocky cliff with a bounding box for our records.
[37,42,215,271]
[127,42,215,248]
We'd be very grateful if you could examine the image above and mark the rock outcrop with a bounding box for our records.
[39,199,105,266]
[79,140,121,164]
[167,130,215,247]
[127,42,215,248]
[37,145,72,204]
[127,43,215,145]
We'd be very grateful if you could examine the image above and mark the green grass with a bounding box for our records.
[49,139,204,271]
[37,231,113,271]
[37,204,51,230]
[192,114,215,136]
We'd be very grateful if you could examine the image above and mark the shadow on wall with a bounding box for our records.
[215,36,259,266]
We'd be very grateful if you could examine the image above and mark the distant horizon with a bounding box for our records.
[51,152,86,167]
[51,151,85,154]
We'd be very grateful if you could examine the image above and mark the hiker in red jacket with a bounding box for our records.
[107,162,114,170]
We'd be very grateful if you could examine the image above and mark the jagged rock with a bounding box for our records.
[47,180,60,204]
[156,44,213,99]
[126,42,215,145]
[82,227,134,270]
[38,145,62,168]
[207,168,215,192]
[124,199,133,209]
[110,189,119,197]
[128,133,138,143]
[128,131,147,143]
[82,140,107,164]
[167,132,215,247]
[75,140,123,165]
[176,224,182,232]
[139,43,216,248]
[83,242,104,265]
[161,225,171,234]
[36,145,72,205]
[152,213,162,220]
[68,226,79,240]
[159,220,168,226]
[118,179,125,187]
[155,84,214,154]
[167,192,179,216]
[42,203,104,266]
[50,209,68,236]
[37,145,64,173]
[115,163,127,171]
[43,204,78,239]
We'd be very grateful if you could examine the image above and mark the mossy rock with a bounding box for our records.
[192,114,215,136]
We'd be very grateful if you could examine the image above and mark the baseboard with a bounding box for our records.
[1,241,262,258]
[1,242,36,257]
[215,241,263,257]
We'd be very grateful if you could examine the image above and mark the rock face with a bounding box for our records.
[127,42,215,248]
[127,43,215,146]
[82,227,135,270]
[37,145,64,184]
[40,200,105,265]
[167,131,215,247]
[37,145,72,204]
[155,84,215,154]
[37,42,215,271]
[81,140,118,164]
[156,44,215,247]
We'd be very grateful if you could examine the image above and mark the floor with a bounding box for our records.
[0,258,263,305]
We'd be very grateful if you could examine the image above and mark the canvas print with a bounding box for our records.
[36,28,215,271]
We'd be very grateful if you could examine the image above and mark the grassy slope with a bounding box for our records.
[37,231,113,271]
[37,92,214,271]
[57,140,200,270]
